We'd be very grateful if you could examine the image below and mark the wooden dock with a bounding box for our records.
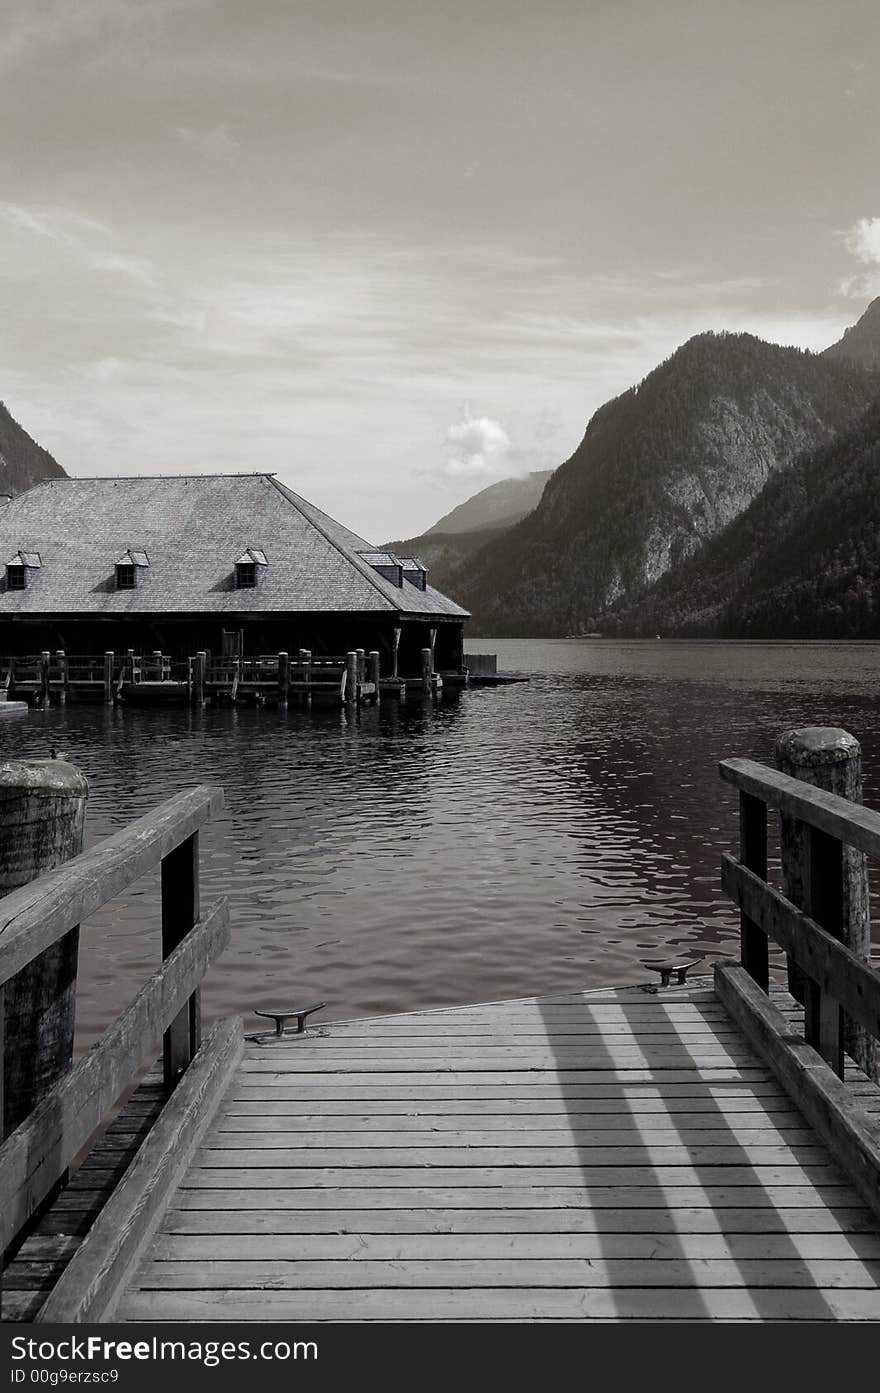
[1,649,464,707]
[3,747,880,1322]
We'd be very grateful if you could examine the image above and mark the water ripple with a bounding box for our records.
[1,637,879,1048]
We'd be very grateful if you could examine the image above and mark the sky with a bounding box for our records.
[1,0,879,541]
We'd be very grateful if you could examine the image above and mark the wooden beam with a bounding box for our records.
[36,1015,243,1324]
[0,897,229,1254]
[0,785,224,988]
[715,961,880,1226]
[720,757,880,860]
[720,856,880,1041]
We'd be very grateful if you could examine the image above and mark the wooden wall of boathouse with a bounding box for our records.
[0,613,465,678]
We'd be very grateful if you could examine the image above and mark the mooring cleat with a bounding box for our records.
[641,956,704,988]
[254,1002,327,1036]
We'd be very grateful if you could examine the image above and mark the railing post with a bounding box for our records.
[0,759,88,1137]
[802,825,845,1076]
[161,832,201,1089]
[278,651,289,709]
[104,651,114,704]
[775,726,873,1078]
[739,791,768,992]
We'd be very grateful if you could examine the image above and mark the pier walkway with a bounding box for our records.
[114,982,880,1322]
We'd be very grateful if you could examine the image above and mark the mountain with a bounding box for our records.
[0,403,66,495]
[385,470,553,598]
[824,296,880,372]
[425,470,554,536]
[597,394,880,638]
[383,526,499,589]
[448,332,880,636]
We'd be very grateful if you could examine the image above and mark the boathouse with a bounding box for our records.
[0,474,468,679]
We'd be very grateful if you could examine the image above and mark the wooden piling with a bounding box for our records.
[104,652,114,704]
[0,759,88,1137]
[345,651,358,704]
[55,651,67,706]
[299,649,312,706]
[392,627,401,680]
[368,650,380,697]
[421,647,432,694]
[277,651,289,708]
[40,651,50,707]
[774,726,874,1079]
[193,652,206,708]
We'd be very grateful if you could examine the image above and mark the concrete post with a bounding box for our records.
[774,726,875,1079]
[0,759,88,1137]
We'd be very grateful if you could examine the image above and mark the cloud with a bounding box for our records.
[175,123,240,161]
[443,408,512,480]
[0,202,111,244]
[90,252,157,285]
[0,201,159,291]
[845,217,880,265]
[840,216,880,298]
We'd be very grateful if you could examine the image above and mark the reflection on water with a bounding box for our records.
[2,638,880,1049]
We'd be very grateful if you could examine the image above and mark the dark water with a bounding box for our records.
[3,639,880,1050]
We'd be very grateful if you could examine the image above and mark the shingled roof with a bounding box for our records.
[0,474,469,620]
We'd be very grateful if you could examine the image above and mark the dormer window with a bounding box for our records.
[115,549,149,590]
[398,556,428,592]
[235,548,268,589]
[357,550,404,587]
[6,551,41,590]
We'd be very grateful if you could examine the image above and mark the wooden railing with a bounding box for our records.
[0,784,228,1307]
[719,757,880,1078]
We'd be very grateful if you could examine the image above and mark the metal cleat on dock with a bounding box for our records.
[249,1002,327,1041]
[640,955,704,989]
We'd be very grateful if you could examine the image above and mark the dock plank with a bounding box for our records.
[119,984,880,1323]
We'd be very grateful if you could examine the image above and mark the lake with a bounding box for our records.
[3,638,880,1050]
